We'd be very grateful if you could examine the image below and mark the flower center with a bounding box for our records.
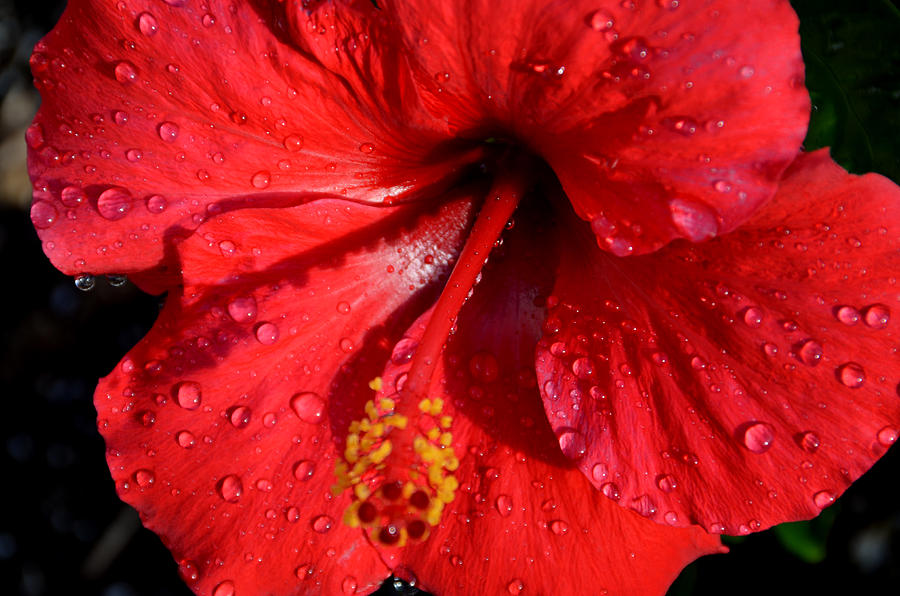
[333,160,530,545]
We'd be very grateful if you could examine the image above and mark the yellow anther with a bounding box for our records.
[428,398,444,416]
[387,414,408,429]
[418,398,432,413]
[440,416,452,428]
[370,440,393,464]
[368,377,383,391]
[371,422,385,437]
[365,400,378,420]
[439,432,453,447]
[379,397,395,411]
[353,483,371,500]
[426,427,440,441]
[343,503,361,527]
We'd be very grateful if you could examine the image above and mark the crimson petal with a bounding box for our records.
[536,150,900,534]
[95,194,479,594]
[387,0,810,254]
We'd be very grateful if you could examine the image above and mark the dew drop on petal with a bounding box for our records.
[742,422,775,453]
[251,170,271,189]
[226,296,257,323]
[311,514,333,533]
[708,522,726,534]
[176,430,196,449]
[390,338,418,365]
[293,460,315,481]
[30,200,58,229]
[835,305,860,326]
[876,426,898,446]
[137,12,158,36]
[837,362,865,388]
[336,301,351,314]
[863,304,890,329]
[254,322,279,344]
[283,135,303,151]
[146,195,167,213]
[158,121,179,142]
[507,579,524,595]
[549,519,569,535]
[813,490,835,509]
[797,339,823,367]
[797,431,820,453]
[114,60,138,83]
[97,187,132,220]
[175,381,202,410]
[217,475,243,502]
[589,9,614,31]
[290,392,325,423]
[601,482,620,501]
[741,306,763,328]
[495,494,513,517]
[228,405,252,428]
[134,468,155,488]
[591,462,608,483]
[359,143,375,154]
[341,576,358,594]
[656,474,677,493]
[664,511,679,525]
[557,429,586,460]
[212,580,235,596]
[669,198,719,241]
[763,342,779,357]
[60,185,86,207]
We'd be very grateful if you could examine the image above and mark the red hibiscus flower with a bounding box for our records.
[27,0,899,594]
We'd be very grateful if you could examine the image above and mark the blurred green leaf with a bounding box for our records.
[773,507,838,564]
[793,0,900,181]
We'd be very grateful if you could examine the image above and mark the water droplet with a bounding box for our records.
[251,170,271,189]
[175,381,202,410]
[158,121,179,142]
[664,511,679,525]
[30,200,58,229]
[97,187,132,220]
[217,240,236,256]
[283,135,303,151]
[863,304,890,329]
[741,306,763,328]
[713,179,732,193]
[74,274,95,291]
[495,494,513,517]
[835,305,860,326]
[591,462,608,483]
[137,12,158,36]
[763,342,779,357]
[114,60,138,83]
[228,405,252,428]
[557,429,586,460]
[293,460,315,481]
[797,339,823,367]
[469,351,499,383]
[339,337,354,353]
[656,474,677,493]
[226,296,257,323]
[877,426,898,446]
[669,198,719,241]
[254,322,279,344]
[59,185,86,207]
[217,475,243,502]
[359,143,375,154]
[630,494,657,517]
[311,514,333,533]
[507,579,524,595]
[797,431,820,453]
[812,490,834,509]
[290,392,325,423]
[146,195,167,213]
[390,338,418,364]
[178,560,199,583]
[837,362,865,388]
[589,9,614,31]
[212,580,235,596]
[549,519,569,535]
[336,301,351,314]
[125,148,142,162]
[601,482,620,501]
[176,430,196,449]
[572,357,595,380]
[742,421,775,453]
[341,576,358,594]
[134,468,155,488]
[708,522,726,534]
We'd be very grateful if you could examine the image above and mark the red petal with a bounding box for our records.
[357,202,722,594]
[388,0,810,254]
[28,0,469,277]
[536,150,900,534]
[95,195,478,594]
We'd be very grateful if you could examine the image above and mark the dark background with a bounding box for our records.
[1,1,898,594]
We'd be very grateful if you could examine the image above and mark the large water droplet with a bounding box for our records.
[797,431,820,453]
[311,514,334,533]
[341,576,358,594]
[251,170,271,189]
[283,135,303,152]
[227,296,258,323]
[877,426,898,447]
[212,580,235,596]
[290,392,325,423]
[134,468,155,488]
[137,12,158,36]
[656,474,677,493]
[292,460,315,481]
[741,306,763,328]
[797,339,823,367]
[549,519,569,535]
[175,381,202,410]
[97,187,132,220]
[114,60,138,83]
[863,304,890,329]
[813,490,835,509]
[60,185,86,207]
[228,405,252,428]
[146,195,167,214]
[176,430,196,449]
[589,9,614,31]
[601,482,620,501]
[835,305,860,326]
[158,121,179,142]
[742,421,775,453]
[30,200,58,229]
[837,362,865,388]
[507,579,524,595]
[390,338,418,365]
[254,322,279,344]
[669,198,718,241]
[75,274,95,291]
[217,474,243,502]
[557,429,586,460]
[495,494,513,517]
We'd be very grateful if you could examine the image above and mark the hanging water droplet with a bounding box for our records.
[97,187,132,220]
[106,274,128,287]
[254,322,279,344]
[290,392,325,423]
[742,421,775,453]
[217,474,243,502]
[74,274,95,291]
[812,490,834,509]
[836,362,865,388]
[175,381,202,410]
[862,304,890,329]
[876,426,898,447]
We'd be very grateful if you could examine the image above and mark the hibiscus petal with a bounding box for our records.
[28,0,469,277]
[359,205,723,593]
[536,149,900,534]
[388,0,809,254]
[95,195,479,594]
